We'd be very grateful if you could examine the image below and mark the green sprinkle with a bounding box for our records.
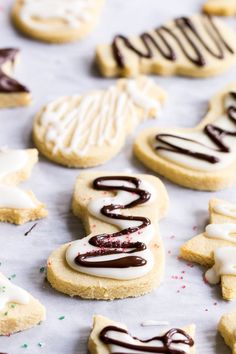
[39,267,45,274]
[38,342,45,348]
[8,274,16,281]
[10,303,16,309]
[58,316,65,320]
[21,344,28,348]
[4,312,8,316]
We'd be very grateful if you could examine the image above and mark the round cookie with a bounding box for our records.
[11,0,105,43]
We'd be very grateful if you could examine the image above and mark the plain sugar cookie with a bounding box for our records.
[88,315,195,354]
[12,0,105,43]
[47,172,168,300]
[0,148,47,225]
[134,82,236,191]
[203,0,236,16]
[0,272,45,335]
[33,76,166,168]
[96,14,236,78]
[181,198,236,301]
[218,309,236,353]
[0,48,31,108]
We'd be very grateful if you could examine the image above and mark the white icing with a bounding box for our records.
[39,79,160,157]
[103,327,192,354]
[205,223,236,244]
[20,0,96,29]
[0,274,30,311]
[141,320,170,327]
[214,203,236,219]
[155,92,236,171]
[0,150,28,181]
[205,247,236,284]
[0,185,36,209]
[66,178,156,280]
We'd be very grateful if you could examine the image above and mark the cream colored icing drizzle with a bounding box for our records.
[205,223,236,244]
[155,93,236,171]
[40,79,160,157]
[0,149,36,209]
[205,246,236,284]
[214,203,236,218]
[0,273,30,311]
[66,178,156,280]
[20,0,96,29]
[0,149,28,181]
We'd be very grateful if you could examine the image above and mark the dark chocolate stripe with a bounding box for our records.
[74,176,151,269]
[100,325,194,354]
[112,15,233,68]
[155,91,236,164]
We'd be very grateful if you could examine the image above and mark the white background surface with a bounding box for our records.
[1,0,236,353]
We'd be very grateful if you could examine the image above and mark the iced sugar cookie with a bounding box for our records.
[47,172,168,300]
[96,14,236,78]
[203,0,236,16]
[0,272,45,335]
[12,0,105,43]
[218,309,236,353]
[181,198,236,301]
[33,76,166,168]
[0,48,31,108]
[0,148,47,224]
[88,315,195,354]
[135,82,236,191]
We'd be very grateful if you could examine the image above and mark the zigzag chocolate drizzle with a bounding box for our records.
[74,176,151,269]
[0,48,29,93]
[112,15,234,68]
[100,325,194,354]
[155,91,236,164]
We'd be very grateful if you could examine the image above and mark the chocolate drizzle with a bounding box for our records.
[155,91,236,164]
[74,176,151,269]
[100,325,194,354]
[0,48,29,93]
[112,15,234,68]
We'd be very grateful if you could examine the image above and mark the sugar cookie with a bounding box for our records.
[33,76,166,168]
[96,14,236,78]
[12,0,105,43]
[218,308,236,353]
[47,172,168,300]
[0,148,47,225]
[0,272,45,335]
[88,315,195,354]
[0,48,31,108]
[181,198,236,301]
[134,82,236,191]
[203,0,236,16]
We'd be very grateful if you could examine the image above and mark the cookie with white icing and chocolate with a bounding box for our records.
[218,309,236,353]
[134,82,236,191]
[47,172,168,300]
[33,76,166,168]
[88,315,195,354]
[12,0,105,43]
[203,0,236,16]
[0,148,47,225]
[0,272,45,335]
[96,14,236,78]
[0,48,31,108]
[181,198,236,301]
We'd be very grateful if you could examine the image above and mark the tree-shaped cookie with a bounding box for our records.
[96,14,236,78]
[0,148,47,224]
[47,172,168,300]
[12,0,105,43]
[135,82,236,191]
[203,0,236,16]
[181,198,236,300]
[33,76,166,168]
[0,272,45,335]
[89,315,195,354]
[219,308,236,353]
[0,48,31,108]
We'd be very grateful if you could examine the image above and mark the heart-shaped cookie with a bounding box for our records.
[218,308,236,354]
